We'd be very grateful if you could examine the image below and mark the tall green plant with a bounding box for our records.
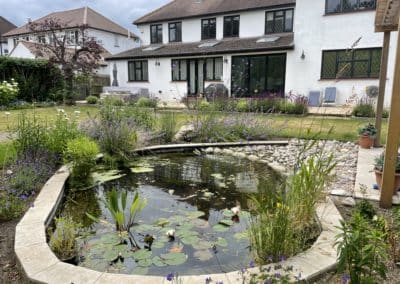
[160,112,177,143]
[49,216,79,261]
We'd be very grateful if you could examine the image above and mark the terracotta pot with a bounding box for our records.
[358,135,375,149]
[375,170,400,195]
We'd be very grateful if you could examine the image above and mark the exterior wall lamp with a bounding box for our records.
[301,50,306,60]
[155,60,161,66]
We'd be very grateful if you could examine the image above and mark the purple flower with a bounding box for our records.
[279,255,286,262]
[275,273,281,279]
[205,277,212,284]
[264,279,272,284]
[267,255,273,262]
[249,260,255,268]
[166,272,174,281]
[342,274,351,284]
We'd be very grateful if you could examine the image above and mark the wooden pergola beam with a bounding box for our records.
[379,16,400,208]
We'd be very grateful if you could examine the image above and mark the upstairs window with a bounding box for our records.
[265,9,294,34]
[150,24,163,44]
[37,35,46,44]
[128,60,149,81]
[325,0,376,14]
[169,22,182,42]
[224,15,240,38]
[202,18,216,40]
[321,48,382,79]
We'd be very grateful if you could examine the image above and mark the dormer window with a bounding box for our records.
[223,15,240,38]
[201,18,216,40]
[325,0,376,14]
[169,22,182,42]
[265,9,294,34]
[151,24,163,44]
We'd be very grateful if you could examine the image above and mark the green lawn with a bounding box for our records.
[0,142,16,168]
[0,106,388,145]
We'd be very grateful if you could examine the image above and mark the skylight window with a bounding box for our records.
[198,41,220,48]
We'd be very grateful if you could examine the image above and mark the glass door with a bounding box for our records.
[187,59,205,96]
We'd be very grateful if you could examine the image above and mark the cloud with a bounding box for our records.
[1,0,169,34]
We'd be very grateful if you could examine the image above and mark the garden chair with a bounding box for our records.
[322,87,337,106]
[308,91,321,107]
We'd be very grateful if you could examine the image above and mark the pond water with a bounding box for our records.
[58,153,281,276]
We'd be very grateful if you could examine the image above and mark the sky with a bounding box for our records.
[0,0,170,35]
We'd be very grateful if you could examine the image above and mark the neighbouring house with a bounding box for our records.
[0,16,17,56]
[3,6,140,75]
[106,0,398,106]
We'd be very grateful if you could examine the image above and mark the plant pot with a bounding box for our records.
[375,170,400,195]
[358,135,375,149]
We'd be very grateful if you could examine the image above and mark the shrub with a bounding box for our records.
[136,97,157,108]
[160,112,177,143]
[101,96,124,106]
[336,212,389,283]
[358,123,377,137]
[0,194,26,221]
[0,79,19,106]
[46,115,80,156]
[0,57,64,102]
[124,107,155,130]
[383,109,390,118]
[352,103,375,117]
[197,100,211,111]
[49,217,79,261]
[374,153,400,173]
[86,95,98,104]
[236,99,249,112]
[355,200,376,220]
[64,137,99,187]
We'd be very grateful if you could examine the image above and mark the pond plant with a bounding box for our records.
[49,216,80,262]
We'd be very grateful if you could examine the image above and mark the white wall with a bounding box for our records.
[0,42,10,56]
[88,29,138,55]
[8,43,35,59]
[286,0,398,106]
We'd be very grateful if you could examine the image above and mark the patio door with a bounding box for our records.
[187,59,205,96]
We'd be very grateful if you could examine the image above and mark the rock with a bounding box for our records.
[330,189,351,196]
[268,162,287,175]
[233,152,247,159]
[342,197,356,207]
[204,147,214,154]
[223,149,234,156]
[247,155,259,162]
[213,148,222,154]
[173,124,195,142]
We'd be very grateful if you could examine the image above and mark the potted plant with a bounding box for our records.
[358,123,377,149]
[374,153,400,195]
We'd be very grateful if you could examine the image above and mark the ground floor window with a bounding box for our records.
[321,48,382,79]
[205,58,223,81]
[128,60,148,82]
[172,59,187,81]
[231,54,286,97]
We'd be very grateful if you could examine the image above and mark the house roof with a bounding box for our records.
[0,16,17,42]
[134,0,296,25]
[13,41,110,65]
[106,33,294,60]
[3,7,138,38]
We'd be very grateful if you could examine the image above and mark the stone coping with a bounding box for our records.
[15,143,342,284]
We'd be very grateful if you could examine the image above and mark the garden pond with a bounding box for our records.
[56,152,282,276]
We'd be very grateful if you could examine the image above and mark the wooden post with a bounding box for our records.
[380,21,400,209]
[375,31,391,147]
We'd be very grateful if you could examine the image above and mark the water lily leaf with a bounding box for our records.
[81,257,109,271]
[194,250,213,261]
[192,241,212,250]
[219,219,234,226]
[168,215,186,224]
[234,230,249,240]
[134,224,158,233]
[212,224,229,232]
[192,218,210,229]
[104,249,119,262]
[132,266,149,275]
[132,250,152,261]
[178,222,194,230]
[222,209,234,217]
[161,252,187,266]
[181,235,200,245]
[121,249,135,258]
[239,210,251,219]
[152,256,167,267]
[186,210,205,219]
[216,237,228,247]
[100,233,121,245]
[154,218,170,227]
[130,167,154,174]
[152,240,166,249]
[92,170,125,184]
[138,258,152,267]
[176,229,198,239]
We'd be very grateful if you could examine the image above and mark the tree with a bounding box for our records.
[28,17,103,104]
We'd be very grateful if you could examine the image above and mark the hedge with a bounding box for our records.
[0,57,64,102]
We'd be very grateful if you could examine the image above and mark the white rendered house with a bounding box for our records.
[4,7,140,75]
[0,16,17,56]
[107,0,397,106]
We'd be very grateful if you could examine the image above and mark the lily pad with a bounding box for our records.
[130,167,154,174]
[104,249,120,262]
[176,229,198,239]
[181,235,200,245]
[100,233,121,245]
[152,256,167,267]
[92,170,125,184]
[239,210,251,219]
[134,224,158,233]
[222,209,234,217]
[81,257,109,271]
[138,258,153,267]
[154,218,170,227]
[186,210,205,219]
[216,237,228,247]
[132,250,152,261]
[168,215,186,224]
[132,266,149,275]
[192,240,212,250]
[234,230,249,240]
[219,219,234,226]
[212,224,230,232]
[194,250,213,261]
[161,252,187,266]
[152,240,167,249]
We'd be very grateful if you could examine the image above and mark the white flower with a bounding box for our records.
[74,110,81,114]
[5,112,10,115]
[65,117,70,121]
[231,205,241,216]
[6,170,13,175]
[166,229,175,238]
[373,215,378,221]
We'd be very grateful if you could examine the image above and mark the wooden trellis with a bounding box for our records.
[375,0,400,208]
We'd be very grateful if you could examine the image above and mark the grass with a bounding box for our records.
[0,142,16,168]
[0,106,389,144]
